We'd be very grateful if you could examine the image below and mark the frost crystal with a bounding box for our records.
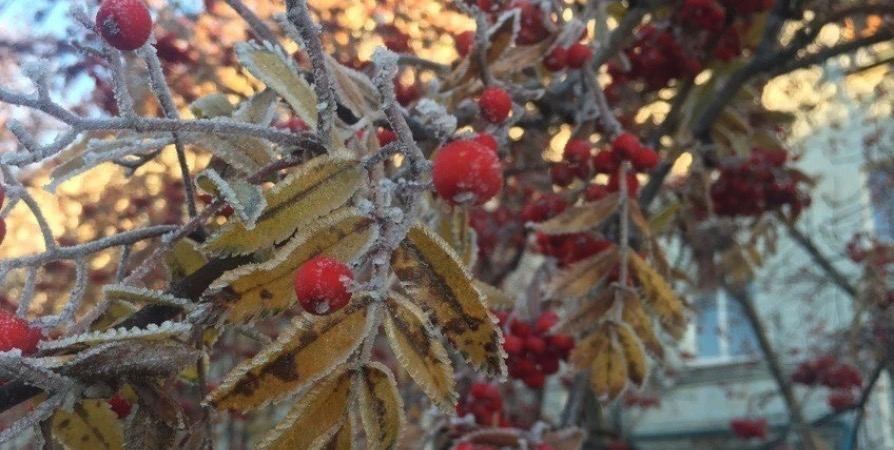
[413,99,457,139]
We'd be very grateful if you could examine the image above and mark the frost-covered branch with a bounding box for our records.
[285,0,337,141]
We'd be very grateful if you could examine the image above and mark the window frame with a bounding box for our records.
[682,288,760,367]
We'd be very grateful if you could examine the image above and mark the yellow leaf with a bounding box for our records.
[621,295,664,359]
[436,207,477,268]
[474,281,514,309]
[384,295,456,413]
[548,246,619,299]
[89,300,138,331]
[235,42,318,128]
[357,362,405,450]
[570,331,608,370]
[616,323,648,387]
[391,225,506,377]
[51,400,124,450]
[203,154,366,256]
[211,209,376,323]
[591,332,627,401]
[532,193,620,235]
[206,305,374,411]
[629,252,687,339]
[165,238,207,282]
[256,371,351,450]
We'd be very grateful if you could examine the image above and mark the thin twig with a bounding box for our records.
[285,0,336,141]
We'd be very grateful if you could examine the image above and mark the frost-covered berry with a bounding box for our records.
[377,128,396,147]
[566,43,593,69]
[0,309,43,355]
[294,256,353,315]
[96,0,152,51]
[543,46,567,72]
[478,87,512,124]
[432,140,503,206]
[472,132,499,153]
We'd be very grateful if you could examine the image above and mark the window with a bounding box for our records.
[683,288,759,365]
[867,165,894,243]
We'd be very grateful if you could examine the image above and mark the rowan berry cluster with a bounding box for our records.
[709,148,811,217]
[498,311,575,388]
[729,417,768,440]
[456,382,507,427]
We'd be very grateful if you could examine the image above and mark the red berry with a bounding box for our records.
[534,311,559,334]
[523,371,546,389]
[432,140,503,206]
[584,184,609,202]
[827,390,855,412]
[96,0,153,51]
[503,334,524,354]
[607,171,640,197]
[631,147,659,172]
[107,394,132,419]
[478,87,513,124]
[611,132,642,160]
[377,128,396,146]
[547,334,575,352]
[539,356,560,375]
[564,139,591,164]
[550,163,574,187]
[472,132,499,153]
[293,256,353,315]
[565,43,593,69]
[509,319,532,338]
[0,309,42,355]
[455,30,475,57]
[543,46,567,71]
[508,358,536,378]
[592,151,620,174]
[524,336,547,354]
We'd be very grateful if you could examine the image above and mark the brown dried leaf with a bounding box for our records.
[548,246,619,299]
[621,294,664,359]
[616,323,647,387]
[591,331,627,401]
[532,193,620,235]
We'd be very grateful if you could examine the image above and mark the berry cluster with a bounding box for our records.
[607,25,701,93]
[729,417,768,440]
[709,148,811,217]
[542,43,592,72]
[433,139,504,206]
[792,356,863,390]
[456,382,507,427]
[499,311,575,388]
[535,232,613,267]
[293,256,354,316]
[0,309,42,355]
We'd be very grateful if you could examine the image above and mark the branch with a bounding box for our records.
[780,216,858,299]
[728,286,819,450]
[848,356,891,450]
[285,0,336,141]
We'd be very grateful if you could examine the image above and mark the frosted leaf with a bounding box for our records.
[183,129,274,176]
[235,41,318,128]
[356,198,375,216]
[60,341,201,380]
[0,392,66,445]
[38,321,193,352]
[412,99,457,140]
[196,168,267,228]
[46,136,175,191]
[189,94,235,118]
[0,351,73,392]
[102,284,193,310]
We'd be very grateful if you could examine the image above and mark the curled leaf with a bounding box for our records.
[196,168,267,229]
[548,246,619,299]
[616,323,647,387]
[235,42,318,128]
